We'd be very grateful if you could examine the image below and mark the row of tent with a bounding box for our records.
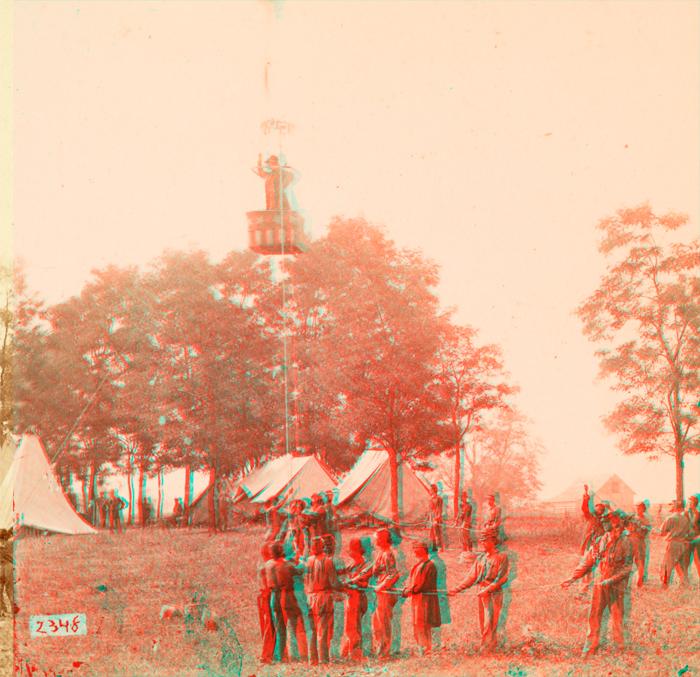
[0,436,436,536]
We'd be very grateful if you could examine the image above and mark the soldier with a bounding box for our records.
[97,490,109,528]
[456,490,474,552]
[580,484,607,553]
[172,497,184,528]
[685,494,700,582]
[257,542,276,664]
[482,493,503,543]
[0,529,13,616]
[305,536,341,665]
[350,528,401,659]
[264,498,283,542]
[448,530,510,652]
[627,502,652,587]
[323,490,336,536]
[660,500,691,587]
[339,537,368,661]
[288,500,306,559]
[561,511,633,657]
[429,484,445,551]
[108,490,127,533]
[402,541,442,655]
[266,542,308,662]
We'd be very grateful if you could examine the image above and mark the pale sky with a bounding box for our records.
[10,1,700,502]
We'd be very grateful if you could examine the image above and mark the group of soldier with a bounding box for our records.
[255,485,700,665]
[560,486,700,658]
[256,486,511,665]
[91,489,129,532]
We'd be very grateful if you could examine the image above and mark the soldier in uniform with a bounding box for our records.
[626,502,652,587]
[561,511,633,657]
[339,537,368,661]
[266,542,308,662]
[97,490,109,528]
[448,529,510,652]
[402,541,442,655]
[257,542,276,664]
[457,490,474,552]
[482,493,504,543]
[429,484,445,551]
[108,490,127,533]
[580,484,607,553]
[305,536,341,665]
[349,528,401,659]
[660,500,691,587]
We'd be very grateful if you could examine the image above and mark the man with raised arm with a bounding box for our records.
[561,510,633,657]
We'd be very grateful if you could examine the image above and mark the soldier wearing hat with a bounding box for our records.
[266,541,308,663]
[684,494,700,582]
[257,542,277,664]
[402,540,442,655]
[429,484,445,552]
[339,537,368,660]
[580,484,608,553]
[626,502,652,587]
[561,510,633,657]
[660,500,691,587]
[305,536,341,665]
[349,528,401,659]
[448,529,510,652]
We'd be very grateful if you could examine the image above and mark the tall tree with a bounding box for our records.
[434,324,516,517]
[466,407,543,508]
[290,218,448,523]
[577,205,700,501]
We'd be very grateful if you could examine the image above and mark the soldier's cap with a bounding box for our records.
[412,540,430,553]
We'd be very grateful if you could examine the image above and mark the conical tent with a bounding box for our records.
[335,448,431,523]
[0,435,96,534]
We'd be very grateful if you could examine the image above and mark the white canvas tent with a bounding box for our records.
[334,448,431,523]
[0,435,96,535]
[190,454,336,524]
[234,454,336,505]
[0,436,15,486]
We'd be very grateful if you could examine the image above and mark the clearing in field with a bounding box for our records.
[12,519,700,677]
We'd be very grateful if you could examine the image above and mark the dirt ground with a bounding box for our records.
[9,518,700,676]
[0,615,11,677]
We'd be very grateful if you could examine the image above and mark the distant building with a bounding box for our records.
[541,474,636,514]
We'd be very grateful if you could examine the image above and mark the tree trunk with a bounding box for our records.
[127,453,134,525]
[453,441,461,519]
[82,467,90,519]
[675,447,684,504]
[388,450,399,527]
[207,465,217,532]
[138,464,146,527]
[89,461,98,524]
[184,464,191,527]
[157,466,163,520]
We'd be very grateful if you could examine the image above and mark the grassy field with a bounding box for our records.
[10,518,700,677]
